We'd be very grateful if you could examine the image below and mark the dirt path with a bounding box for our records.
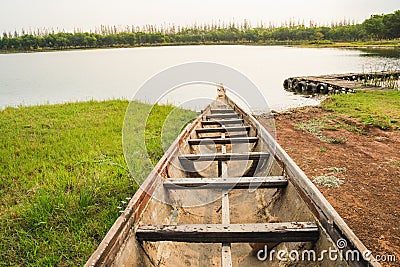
[258,106,400,266]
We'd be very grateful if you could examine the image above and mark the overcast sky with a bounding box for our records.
[1,0,399,33]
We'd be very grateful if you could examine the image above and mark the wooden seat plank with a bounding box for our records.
[136,222,319,243]
[210,109,235,114]
[163,176,288,189]
[196,126,250,134]
[178,152,270,162]
[206,114,240,119]
[188,137,258,145]
[201,119,244,126]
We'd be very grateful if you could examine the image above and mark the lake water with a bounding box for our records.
[0,45,399,112]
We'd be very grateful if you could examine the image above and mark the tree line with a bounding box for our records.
[1,10,399,51]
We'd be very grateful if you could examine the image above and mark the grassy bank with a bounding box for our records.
[0,100,197,266]
[301,40,400,48]
[321,90,400,130]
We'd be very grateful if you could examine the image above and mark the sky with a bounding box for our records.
[0,0,399,33]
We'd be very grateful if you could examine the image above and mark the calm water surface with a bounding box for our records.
[0,46,399,111]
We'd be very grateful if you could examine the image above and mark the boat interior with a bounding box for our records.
[104,87,350,267]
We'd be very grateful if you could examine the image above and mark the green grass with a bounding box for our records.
[302,40,400,48]
[295,119,326,136]
[312,175,344,187]
[295,119,346,144]
[324,167,347,173]
[322,90,400,130]
[0,100,197,266]
[319,147,328,152]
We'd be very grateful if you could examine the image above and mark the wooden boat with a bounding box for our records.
[86,86,379,266]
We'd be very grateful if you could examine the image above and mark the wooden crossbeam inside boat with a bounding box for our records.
[196,126,250,134]
[178,152,270,162]
[163,176,288,189]
[210,109,235,114]
[188,137,258,145]
[136,222,319,243]
[206,114,240,119]
[201,119,244,126]
[198,133,249,139]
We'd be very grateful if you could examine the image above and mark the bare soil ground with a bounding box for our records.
[258,106,400,266]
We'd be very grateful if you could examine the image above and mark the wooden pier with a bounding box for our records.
[284,70,400,94]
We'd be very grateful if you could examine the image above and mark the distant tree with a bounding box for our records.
[101,34,116,47]
[58,33,72,48]
[383,10,400,38]
[260,29,272,41]
[0,9,399,52]
[0,33,9,49]
[20,34,39,50]
[315,31,324,40]
[135,32,147,45]
[117,33,135,46]
[270,28,284,40]
[151,32,163,43]
[70,33,85,47]
[83,34,97,47]
[8,37,21,49]
[363,14,385,39]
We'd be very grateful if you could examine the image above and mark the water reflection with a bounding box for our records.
[357,47,400,59]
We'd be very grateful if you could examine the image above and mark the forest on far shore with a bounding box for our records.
[1,10,399,51]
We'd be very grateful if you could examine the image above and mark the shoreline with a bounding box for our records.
[0,97,130,111]
[1,93,324,113]
[0,41,399,55]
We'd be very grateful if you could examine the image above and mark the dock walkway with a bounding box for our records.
[284,70,400,94]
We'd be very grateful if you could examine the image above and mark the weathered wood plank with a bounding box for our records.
[221,243,232,267]
[220,133,228,178]
[163,176,288,189]
[221,191,229,224]
[221,187,232,267]
[178,152,270,162]
[201,119,244,126]
[210,109,236,114]
[198,133,249,139]
[196,126,250,134]
[136,222,319,243]
[206,114,240,119]
[188,137,258,145]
